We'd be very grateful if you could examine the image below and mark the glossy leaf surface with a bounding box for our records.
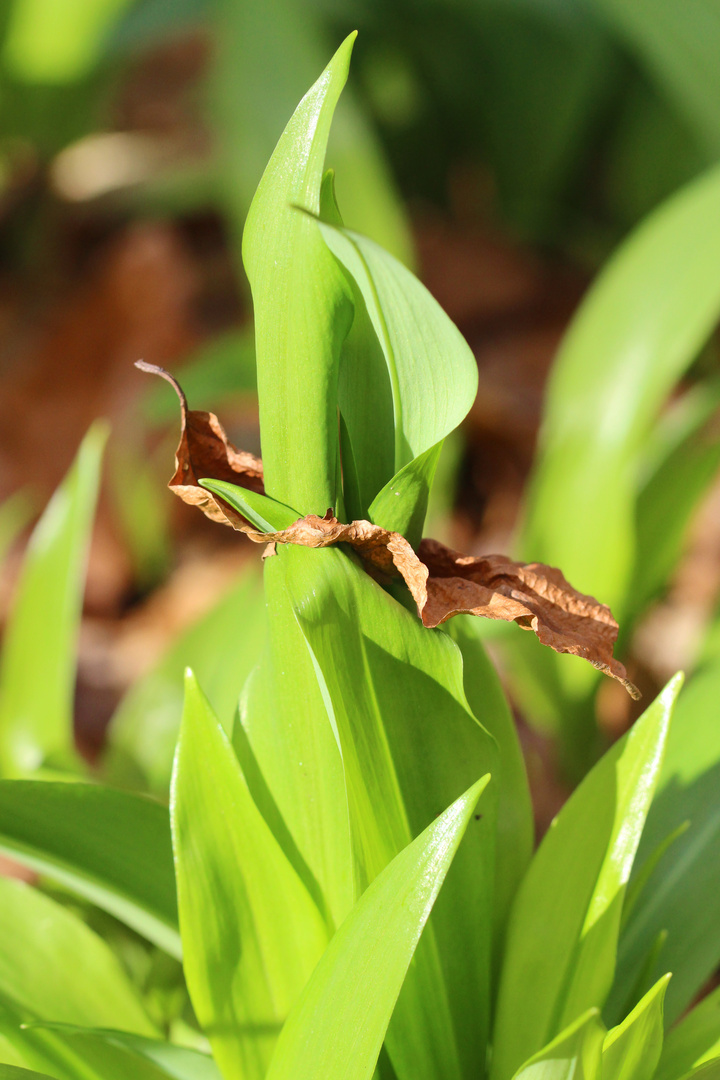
[601,973,669,1080]
[612,661,720,1023]
[0,876,154,1035]
[491,675,681,1080]
[511,1010,605,1080]
[266,776,489,1080]
[368,442,442,550]
[320,221,478,473]
[0,422,107,775]
[242,34,355,512]
[171,671,328,1080]
[286,544,496,1080]
[0,780,179,957]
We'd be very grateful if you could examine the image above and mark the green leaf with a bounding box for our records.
[265,775,490,1080]
[679,1063,720,1080]
[19,1026,222,1080]
[0,876,154,1034]
[0,422,107,776]
[491,674,681,1080]
[242,34,356,512]
[284,545,497,1080]
[368,442,443,549]
[512,1009,605,1080]
[171,671,329,1080]
[237,551,353,929]
[0,1068,57,1079]
[520,160,720,623]
[601,974,669,1080]
[0,491,34,570]
[656,985,720,1080]
[447,615,533,947]
[319,221,478,473]
[198,479,299,533]
[0,780,179,957]
[611,660,720,1024]
[105,562,265,794]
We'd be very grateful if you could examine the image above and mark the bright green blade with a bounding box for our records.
[491,675,681,1080]
[448,615,533,950]
[198,480,299,532]
[0,780,179,957]
[0,1068,56,1079]
[656,985,720,1080]
[0,876,154,1035]
[171,671,329,1080]
[611,659,720,1024]
[511,1010,605,1080]
[105,562,265,794]
[320,221,478,474]
[242,34,355,513]
[19,1026,221,1080]
[266,775,490,1080]
[237,551,353,930]
[285,545,496,1080]
[601,974,669,1080]
[368,442,443,549]
[0,422,107,776]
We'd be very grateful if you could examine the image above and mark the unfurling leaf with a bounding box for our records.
[135,361,264,527]
[149,368,638,697]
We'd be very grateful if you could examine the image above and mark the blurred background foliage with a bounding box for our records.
[2,0,720,795]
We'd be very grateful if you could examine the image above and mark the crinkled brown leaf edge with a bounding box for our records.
[139,363,640,699]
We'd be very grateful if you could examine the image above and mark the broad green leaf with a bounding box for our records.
[601,974,669,1080]
[242,35,355,512]
[0,1068,56,1079]
[0,876,154,1034]
[491,675,681,1080]
[265,775,490,1080]
[0,422,107,776]
[512,1009,605,1080]
[238,552,352,929]
[105,562,265,794]
[20,1026,222,1080]
[520,160,720,662]
[171,671,329,1080]
[198,479,299,533]
[611,661,720,1024]
[368,442,443,549]
[448,615,533,948]
[656,985,720,1080]
[0,1010,175,1080]
[285,544,496,1080]
[680,1063,720,1080]
[319,221,478,473]
[0,780,179,957]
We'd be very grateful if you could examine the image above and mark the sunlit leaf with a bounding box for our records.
[0,780,179,957]
[171,671,328,1080]
[511,1009,605,1080]
[266,775,490,1080]
[0,422,107,776]
[601,974,669,1080]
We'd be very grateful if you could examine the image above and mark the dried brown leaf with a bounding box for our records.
[149,367,638,698]
[242,512,639,698]
[136,361,263,527]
